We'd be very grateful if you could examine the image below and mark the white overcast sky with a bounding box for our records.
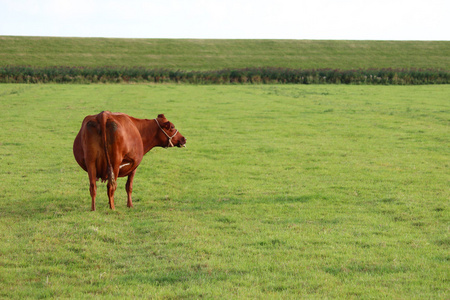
[0,0,449,40]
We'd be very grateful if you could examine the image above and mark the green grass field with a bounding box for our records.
[1,36,449,70]
[0,84,448,298]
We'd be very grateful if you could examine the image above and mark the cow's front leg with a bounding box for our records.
[125,169,137,208]
[107,167,119,210]
[107,181,117,210]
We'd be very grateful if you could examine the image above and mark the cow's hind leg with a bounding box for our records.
[87,167,97,211]
[125,169,137,208]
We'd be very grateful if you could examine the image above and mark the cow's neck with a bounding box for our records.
[134,118,164,153]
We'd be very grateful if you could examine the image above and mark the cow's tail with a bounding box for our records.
[97,111,115,185]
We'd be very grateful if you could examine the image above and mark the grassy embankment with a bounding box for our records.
[0,84,448,298]
[1,36,449,70]
[1,36,448,84]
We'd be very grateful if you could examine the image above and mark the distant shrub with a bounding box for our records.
[0,66,448,85]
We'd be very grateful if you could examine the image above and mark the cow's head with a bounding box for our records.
[155,114,186,148]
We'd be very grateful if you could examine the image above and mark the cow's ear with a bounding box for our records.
[158,114,165,119]
[163,122,171,129]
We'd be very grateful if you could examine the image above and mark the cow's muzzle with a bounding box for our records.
[177,137,187,148]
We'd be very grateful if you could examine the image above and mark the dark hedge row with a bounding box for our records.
[1,66,449,85]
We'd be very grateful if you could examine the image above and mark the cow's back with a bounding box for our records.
[73,112,144,181]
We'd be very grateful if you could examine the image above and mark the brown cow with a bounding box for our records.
[73,111,186,211]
